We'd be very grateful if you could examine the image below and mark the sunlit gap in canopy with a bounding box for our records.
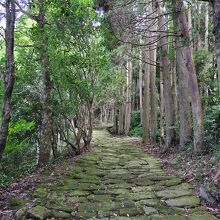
[0,0,28,30]
[93,7,104,28]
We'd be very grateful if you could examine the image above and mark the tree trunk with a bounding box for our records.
[139,44,143,125]
[160,67,165,146]
[188,1,193,42]
[0,0,16,158]
[204,3,209,51]
[142,48,151,144]
[173,7,192,148]
[195,1,201,51]
[203,2,209,99]
[150,44,157,143]
[113,104,118,133]
[124,44,133,135]
[176,41,192,147]
[174,0,204,152]
[156,0,175,150]
[118,76,125,134]
[118,103,125,134]
[38,0,53,166]
[211,0,220,94]
[171,39,178,123]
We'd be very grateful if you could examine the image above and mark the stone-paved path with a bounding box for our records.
[16,129,218,220]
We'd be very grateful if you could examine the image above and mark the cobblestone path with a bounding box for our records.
[15,129,218,220]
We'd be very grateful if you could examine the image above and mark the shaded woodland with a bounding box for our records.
[0,0,219,210]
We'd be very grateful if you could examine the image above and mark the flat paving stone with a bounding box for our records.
[16,129,218,220]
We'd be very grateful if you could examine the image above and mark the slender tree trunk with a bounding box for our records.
[38,0,53,165]
[156,0,175,150]
[113,104,118,133]
[160,67,165,146]
[124,44,133,135]
[150,44,157,143]
[195,1,201,51]
[188,1,193,42]
[171,40,178,122]
[118,103,125,134]
[211,0,220,94]
[142,48,151,144]
[52,128,58,157]
[203,3,209,99]
[204,3,209,51]
[118,72,125,134]
[174,0,204,152]
[0,0,16,158]
[139,49,143,125]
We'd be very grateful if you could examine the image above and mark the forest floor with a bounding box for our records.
[0,129,219,220]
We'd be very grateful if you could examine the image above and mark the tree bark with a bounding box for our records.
[139,48,143,125]
[188,1,193,42]
[173,6,192,148]
[156,0,175,150]
[113,104,118,133]
[204,3,209,51]
[149,1,158,144]
[160,66,165,146]
[171,39,178,123]
[203,2,209,99]
[195,1,201,51]
[124,44,133,135]
[38,0,53,166]
[142,48,151,144]
[149,44,157,143]
[0,0,16,158]
[118,71,125,134]
[211,0,220,94]
[174,0,204,152]
[176,41,192,147]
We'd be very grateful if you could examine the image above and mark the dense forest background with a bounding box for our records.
[0,0,219,190]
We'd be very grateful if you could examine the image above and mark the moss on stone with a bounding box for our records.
[129,191,156,201]
[119,207,144,217]
[156,189,194,199]
[27,206,52,220]
[189,212,218,220]
[143,206,158,215]
[165,196,200,208]
[14,207,27,220]
[151,215,184,220]
[136,199,160,207]
[51,210,72,219]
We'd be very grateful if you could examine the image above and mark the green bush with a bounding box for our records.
[204,105,220,160]
[128,111,143,137]
[0,119,37,187]
[0,143,37,187]
[129,125,143,137]
[5,119,35,154]
[130,111,141,129]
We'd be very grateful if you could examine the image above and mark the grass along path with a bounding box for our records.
[13,129,218,220]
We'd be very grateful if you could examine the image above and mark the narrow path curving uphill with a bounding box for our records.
[15,129,218,220]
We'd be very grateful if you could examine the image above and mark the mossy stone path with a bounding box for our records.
[15,130,218,220]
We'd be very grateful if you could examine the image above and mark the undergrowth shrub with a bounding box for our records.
[128,111,143,137]
[204,104,220,161]
[0,144,37,187]
[0,119,37,187]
